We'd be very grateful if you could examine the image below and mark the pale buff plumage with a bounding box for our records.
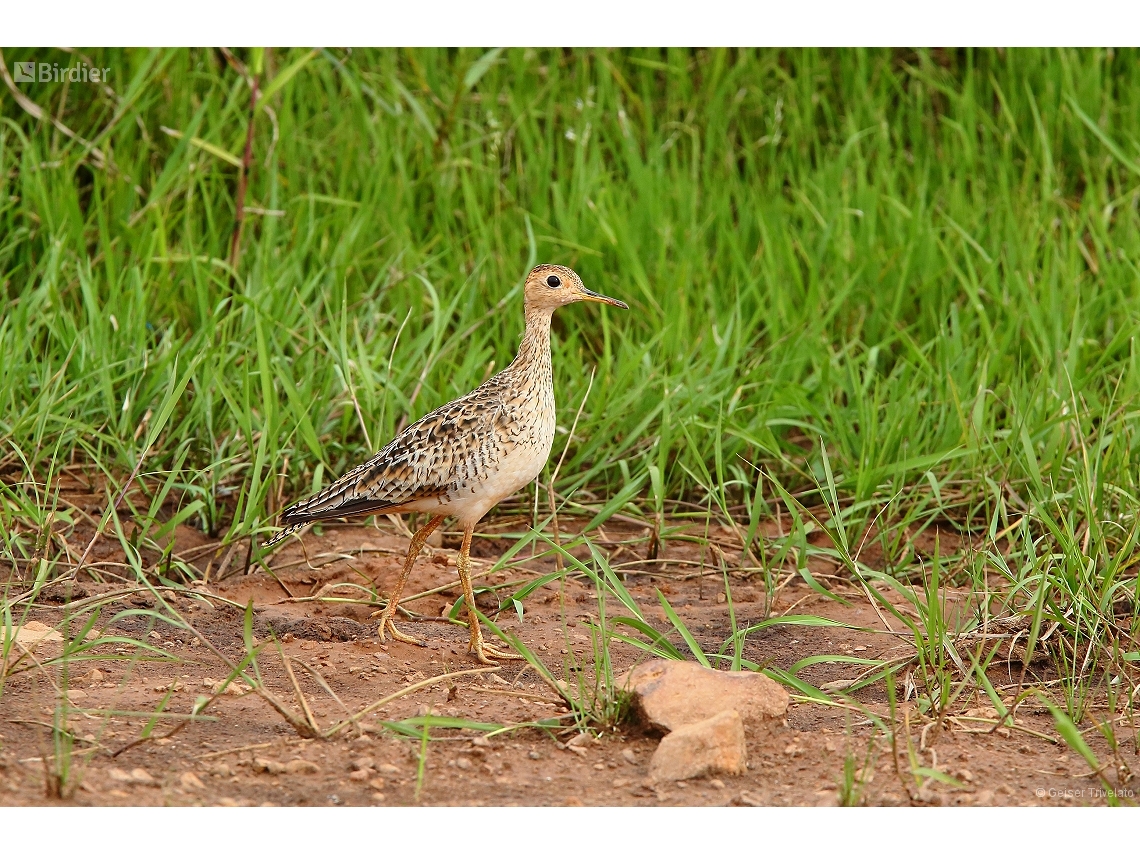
[264,265,627,663]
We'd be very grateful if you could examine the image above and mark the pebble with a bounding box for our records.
[180,771,206,790]
[108,767,158,786]
[253,757,320,775]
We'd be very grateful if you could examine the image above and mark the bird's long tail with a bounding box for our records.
[260,521,309,550]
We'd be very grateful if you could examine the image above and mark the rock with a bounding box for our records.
[82,668,105,684]
[4,621,63,646]
[108,767,158,786]
[648,710,747,783]
[253,757,320,775]
[624,660,788,731]
[180,771,206,790]
[205,678,251,696]
[130,768,157,785]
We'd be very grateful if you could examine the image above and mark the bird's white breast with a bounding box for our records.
[410,405,556,525]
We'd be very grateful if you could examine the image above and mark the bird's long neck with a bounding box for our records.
[503,306,554,404]
[512,307,553,373]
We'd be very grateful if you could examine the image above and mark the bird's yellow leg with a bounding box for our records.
[457,524,522,663]
[374,514,445,646]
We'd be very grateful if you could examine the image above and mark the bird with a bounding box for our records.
[262,264,628,663]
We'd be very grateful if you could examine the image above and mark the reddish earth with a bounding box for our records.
[1,507,1136,806]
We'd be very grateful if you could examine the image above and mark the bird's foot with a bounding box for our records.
[374,611,424,647]
[470,635,524,664]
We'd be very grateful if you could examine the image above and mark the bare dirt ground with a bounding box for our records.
[2,498,1136,807]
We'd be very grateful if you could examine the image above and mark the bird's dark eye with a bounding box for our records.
[546,275,562,288]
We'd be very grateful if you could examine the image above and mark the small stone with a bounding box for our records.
[349,757,375,772]
[349,769,371,781]
[180,771,205,790]
[253,757,320,775]
[471,736,492,748]
[130,768,156,785]
[108,769,132,783]
[456,757,473,770]
[83,668,105,684]
[376,763,400,776]
[284,759,320,774]
[625,660,788,732]
[371,792,387,802]
[621,748,638,765]
[528,751,542,760]
[648,710,747,783]
[593,762,605,771]
[709,779,726,790]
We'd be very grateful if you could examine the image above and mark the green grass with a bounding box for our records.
[2,47,1140,723]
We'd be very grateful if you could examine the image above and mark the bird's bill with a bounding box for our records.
[578,287,629,309]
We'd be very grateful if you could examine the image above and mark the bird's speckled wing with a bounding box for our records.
[264,375,520,548]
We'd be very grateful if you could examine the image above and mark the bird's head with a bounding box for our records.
[522,264,628,314]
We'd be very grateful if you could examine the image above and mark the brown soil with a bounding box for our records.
[1,509,1136,807]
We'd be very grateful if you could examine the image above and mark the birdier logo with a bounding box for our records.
[12,60,110,84]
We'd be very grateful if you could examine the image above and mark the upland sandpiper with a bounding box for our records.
[263,265,627,663]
